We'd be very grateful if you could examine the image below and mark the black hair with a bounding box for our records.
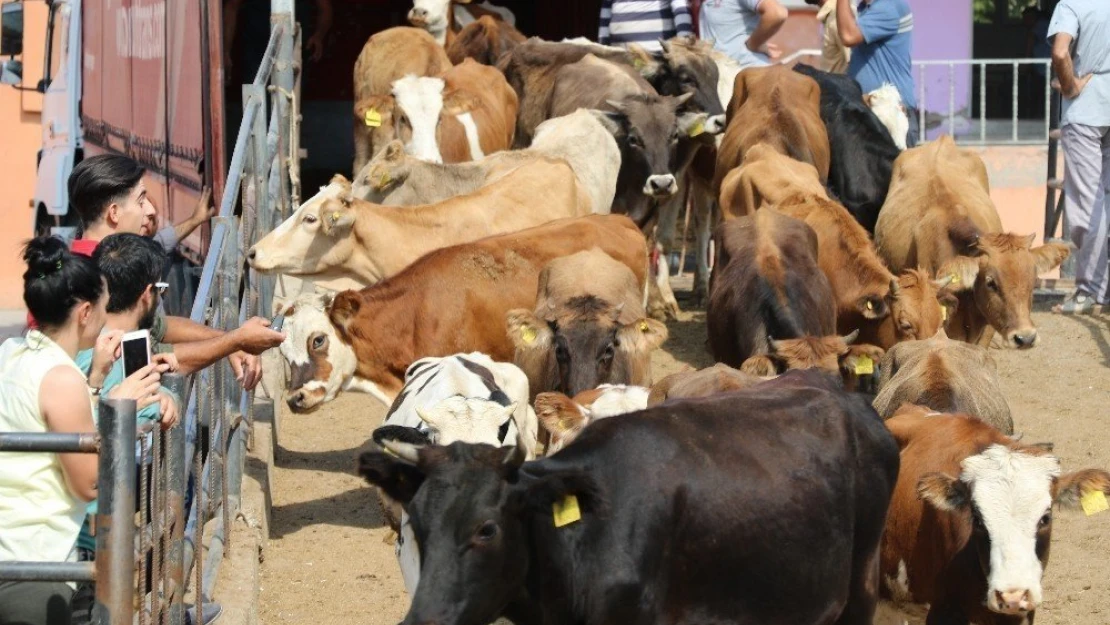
[93,233,167,314]
[22,236,105,330]
[68,154,147,229]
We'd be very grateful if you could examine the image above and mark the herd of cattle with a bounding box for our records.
[247,2,1110,623]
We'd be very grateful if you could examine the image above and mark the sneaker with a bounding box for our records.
[185,602,223,625]
[1052,290,1099,315]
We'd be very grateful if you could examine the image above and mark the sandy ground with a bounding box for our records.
[258,308,1110,625]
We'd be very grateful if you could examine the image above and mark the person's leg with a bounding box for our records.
[1056,123,1106,312]
[0,580,74,625]
[1093,127,1110,304]
[906,106,920,148]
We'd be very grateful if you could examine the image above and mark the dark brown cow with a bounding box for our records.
[873,329,1013,433]
[714,65,831,193]
[276,215,648,412]
[506,248,667,399]
[880,405,1110,624]
[446,15,525,65]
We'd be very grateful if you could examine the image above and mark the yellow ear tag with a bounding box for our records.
[552,494,581,527]
[364,108,382,128]
[521,326,537,344]
[378,172,391,189]
[639,320,650,332]
[949,273,960,285]
[331,211,341,222]
[1081,490,1109,516]
[941,305,948,322]
[854,355,875,376]
[632,57,646,70]
[688,120,705,138]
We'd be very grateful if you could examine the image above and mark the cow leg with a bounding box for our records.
[647,244,681,321]
[834,545,881,625]
[690,180,716,308]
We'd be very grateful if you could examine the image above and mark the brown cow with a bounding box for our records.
[874,136,1070,348]
[352,27,451,174]
[507,248,667,398]
[533,385,649,453]
[354,59,518,166]
[717,142,829,220]
[880,405,1110,624]
[647,363,762,405]
[408,0,513,47]
[446,15,525,65]
[277,215,648,412]
[873,329,1013,433]
[739,333,885,394]
[714,66,830,193]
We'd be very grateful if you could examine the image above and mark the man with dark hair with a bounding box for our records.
[65,154,283,389]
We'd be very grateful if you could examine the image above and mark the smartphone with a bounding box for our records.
[121,330,152,378]
[270,314,285,333]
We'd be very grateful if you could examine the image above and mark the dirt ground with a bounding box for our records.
[258,308,1110,625]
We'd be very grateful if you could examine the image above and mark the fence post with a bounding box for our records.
[164,375,188,625]
[93,398,137,625]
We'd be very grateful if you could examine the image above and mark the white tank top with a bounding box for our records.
[0,330,90,564]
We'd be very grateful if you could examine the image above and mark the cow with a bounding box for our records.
[792,64,901,233]
[533,384,650,453]
[707,208,836,368]
[446,15,525,66]
[247,161,591,286]
[408,0,515,46]
[274,215,648,412]
[866,83,910,150]
[717,142,830,220]
[774,192,896,336]
[647,363,763,405]
[352,109,621,215]
[366,352,538,597]
[879,405,1110,624]
[859,269,959,350]
[358,368,900,625]
[714,65,831,194]
[506,248,667,399]
[874,136,1071,348]
[352,27,451,174]
[873,329,1013,433]
[354,59,518,166]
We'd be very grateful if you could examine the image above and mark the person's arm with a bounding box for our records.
[169,317,284,375]
[671,0,694,38]
[39,366,100,502]
[746,0,788,54]
[163,316,225,343]
[1051,33,1091,99]
[836,0,865,47]
[167,188,214,247]
[305,0,334,62]
[223,0,244,71]
[598,0,614,44]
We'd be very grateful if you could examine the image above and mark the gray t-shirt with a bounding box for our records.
[700,0,770,69]
[1048,0,1110,127]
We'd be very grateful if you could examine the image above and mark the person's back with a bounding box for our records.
[1051,0,1110,127]
[599,0,694,52]
[846,0,916,110]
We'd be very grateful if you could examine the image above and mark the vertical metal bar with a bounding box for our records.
[93,398,138,625]
[1012,61,1020,142]
[152,429,163,625]
[163,375,187,625]
[139,436,150,625]
[1043,61,1051,141]
[948,62,955,137]
[919,64,926,142]
[979,62,987,144]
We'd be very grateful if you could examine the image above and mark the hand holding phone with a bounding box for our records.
[121,330,152,378]
[270,313,285,333]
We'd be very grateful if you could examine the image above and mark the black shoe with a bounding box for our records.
[185,602,223,625]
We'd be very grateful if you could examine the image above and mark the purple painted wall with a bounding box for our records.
[912,0,974,138]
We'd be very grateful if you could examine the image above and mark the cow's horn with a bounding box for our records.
[889,278,901,297]
[415,407,441,429]
[381,439,422,464]
[934,274,955,289]
[842,329,860,345]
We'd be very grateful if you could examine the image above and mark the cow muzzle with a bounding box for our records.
[705,114,726,135]
[990,589,1036,615]
[643,174,678,198]
[286,388,326,413]
[407,7,429,26]
[1006,328,1038,349]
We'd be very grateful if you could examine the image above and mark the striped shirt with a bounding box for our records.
[599,0,694,52]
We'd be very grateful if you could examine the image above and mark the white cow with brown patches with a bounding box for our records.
[533,384,649,453]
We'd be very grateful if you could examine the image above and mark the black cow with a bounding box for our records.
[359,369,899,625]
[793,64,900,234]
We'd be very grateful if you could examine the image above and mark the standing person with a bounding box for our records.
[835,0,919,145]
[1049,0,1110,314]
[598,0,694,53]
[699,0,788,68]
[806,0,854,74]
[0,237,162,625]
[142,187,215,255]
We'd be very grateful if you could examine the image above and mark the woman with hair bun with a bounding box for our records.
[0,236,164,625]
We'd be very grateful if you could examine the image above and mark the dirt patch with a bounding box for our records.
[259,309,1110,624]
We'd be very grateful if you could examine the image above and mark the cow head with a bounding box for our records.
[864,83,909,150]
[599,92,692,198]
[248,177,360,277]
[358,440,603,625]
[353,140,409,201]
[534,385,649,453]
[391,75,448,163]
[277,292,359,413]
[937,231,1070,349]
[888,269,960,342]
[651,36,726,130]
[408,395,519,447]
[918,442,1110,616]
[354,96,399,168]
[506,299,668,397]
[409,0,470,41]
[741,331,885,390]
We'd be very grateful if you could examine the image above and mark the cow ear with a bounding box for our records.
[534,392,588,437]
[511,465,606,519]
[384,140,405,161]
[936,256,980,293]
[329,291,362,340]
[357,447,427,505]
[740,354,778,378]
[918,472,970,512]
[617,318,668,353]
[506,309,553,351]
[1054,469,1110,509]
[320,198,356,236]
[593,109,629,138]
[1031,241,1072,275]
[373,424,432,448]
[626,44,660,78]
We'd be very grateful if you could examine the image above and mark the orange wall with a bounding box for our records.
[0,2,47,308]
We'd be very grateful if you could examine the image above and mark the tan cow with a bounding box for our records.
[875,136,1070,348]
[247,163,591,285]
[507,248,667,398]
[275,215,649,411]
[352,27,451,173]
[354,59,518,166]
[714,65,831,193]
[718,142,830,220]
[647,363,762,405]
[446,15,525,65]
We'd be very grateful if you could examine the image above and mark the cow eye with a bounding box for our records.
[898,319,913,332]
[475,520,499,542]
[628,135,642,148]
[311,334,327,350]
[985,276,998,292]
[303,214,318,224]
[1038,512,1051,528]
[600,344,615,363]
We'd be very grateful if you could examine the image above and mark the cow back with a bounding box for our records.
[353,27,451,102]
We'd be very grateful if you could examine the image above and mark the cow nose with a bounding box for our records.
[286,390,305,410]
[995,589,1034,614]
[644,174,677,197]
[1009,329,1037,349]
[705,114,726,134]
[247,247,258,263]
[408,7,427,23]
